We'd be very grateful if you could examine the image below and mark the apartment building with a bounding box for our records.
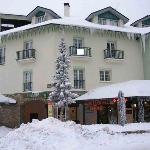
[0,4,146,95]
[0,3,150,127]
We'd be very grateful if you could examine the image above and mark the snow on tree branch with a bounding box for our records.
[49,38,78,107]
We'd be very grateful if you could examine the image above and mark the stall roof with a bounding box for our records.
[75,80,150,101]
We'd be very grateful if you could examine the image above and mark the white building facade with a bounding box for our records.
[0,5,148,95]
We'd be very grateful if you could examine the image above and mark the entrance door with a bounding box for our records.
[30,113,38,122]
[97,107,109,124]
[21,100,48,124]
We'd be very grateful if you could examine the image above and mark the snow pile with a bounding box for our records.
[0,118,150,150]
[0,95,16,104]
[0,126,13,139]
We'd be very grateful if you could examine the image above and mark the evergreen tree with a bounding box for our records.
[118,91,127,126]
[49,38,77,120]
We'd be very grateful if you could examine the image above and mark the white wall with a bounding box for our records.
[0,28,144,94]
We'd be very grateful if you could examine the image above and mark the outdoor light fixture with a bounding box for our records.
[133,104,137,107]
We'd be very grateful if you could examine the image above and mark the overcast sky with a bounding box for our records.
[0,0,150,24]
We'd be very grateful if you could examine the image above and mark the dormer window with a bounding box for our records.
[110,19,118,26]
[98,18,106,25]
[35,11,45,23]
[37,16,45,23]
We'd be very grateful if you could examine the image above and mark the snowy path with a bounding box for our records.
[0,118,150,150]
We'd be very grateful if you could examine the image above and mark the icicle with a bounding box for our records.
[89,28,95,35]
[141,34,146,53]
[127,32,135,40]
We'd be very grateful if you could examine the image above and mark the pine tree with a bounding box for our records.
[49,38,77,121]
[118,91,127,126]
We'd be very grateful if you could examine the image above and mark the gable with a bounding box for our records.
[27,6,61,21]
[98,11,119,20]
[35,11,45,17]
[86,6,129,24]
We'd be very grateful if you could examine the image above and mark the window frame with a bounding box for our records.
[73,37,84,49]
[99,70,112,82]
[73,68,85,89]
[37,15,45,23]
[98,18,107,25]
[23,71,32,91]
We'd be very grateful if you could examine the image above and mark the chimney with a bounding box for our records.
[64,3,70,17]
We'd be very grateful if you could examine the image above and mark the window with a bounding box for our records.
[0,47,5,65]
[23,71,32,91]
[110,20,118,26]
[73,38,83,48]
[24,41,32,50]
[74,69,85,89]
[100,70,111,81]
[23,41,33,58]
[98,18,106,25]
[107,41,116,51]
[37,15,45,23]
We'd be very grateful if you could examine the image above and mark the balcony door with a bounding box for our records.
[24,41,33,58]
[107,41,116,58]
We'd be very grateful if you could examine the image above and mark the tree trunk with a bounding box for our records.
[59,107,65,121]
[65,105,69,121]
[138,98,144,122]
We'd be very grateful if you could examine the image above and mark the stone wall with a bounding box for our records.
[0,93,47,128]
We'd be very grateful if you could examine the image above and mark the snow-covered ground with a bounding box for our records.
[0,126,13,139]
[0,118,150,150]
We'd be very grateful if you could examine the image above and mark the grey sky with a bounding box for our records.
[1,0,150,24]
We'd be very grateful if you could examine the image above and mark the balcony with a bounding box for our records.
[69,46,91,58]
[16,49,36,63]
[104,49,124,62]
[0,57,5,65]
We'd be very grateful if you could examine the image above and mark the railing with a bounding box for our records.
[74,80,85,89]
[0,57,5,65]
[69,46,91,57]
[104,49,124,59]
[23,82,32,91]
[16,49,36,60]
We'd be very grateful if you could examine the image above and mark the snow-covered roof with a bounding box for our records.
[86,6,129,24]
[0,95,16,104]
[75,80,150,101]
[0,17,150,38]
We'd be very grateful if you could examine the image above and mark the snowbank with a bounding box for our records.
[0,118,150,150]
[0,126,13,139]
[0,95,16,104]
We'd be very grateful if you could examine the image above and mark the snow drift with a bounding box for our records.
[0,118,150,150]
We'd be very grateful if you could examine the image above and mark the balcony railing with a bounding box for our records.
[104,49,124,59]
[69,46,91,57]
[16,49,36,60]
[0,57,5,65]
[23,82,32,91]
[74,80,85,89]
